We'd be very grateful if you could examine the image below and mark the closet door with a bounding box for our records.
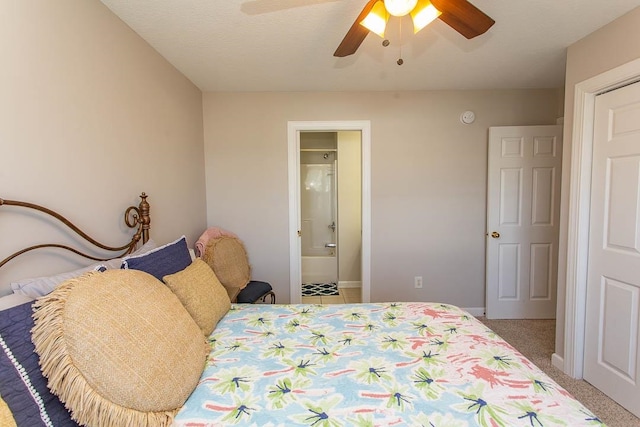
[584,81,640,418]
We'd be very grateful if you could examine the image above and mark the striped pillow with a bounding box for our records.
[122,236,191,280]
[0,301,78,426]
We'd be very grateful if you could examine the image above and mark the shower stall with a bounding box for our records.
[300,136,338,285]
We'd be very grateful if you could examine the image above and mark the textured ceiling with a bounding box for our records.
[99,0,640,92]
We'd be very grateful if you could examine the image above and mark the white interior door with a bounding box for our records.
[486,125,563,319]
[584,81,640,417]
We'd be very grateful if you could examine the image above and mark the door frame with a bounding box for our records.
[287,121,371,303]
[563,57,640,378]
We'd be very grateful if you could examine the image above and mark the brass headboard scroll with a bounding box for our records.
[0,192,150,270]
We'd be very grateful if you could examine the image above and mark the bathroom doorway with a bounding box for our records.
[299,132,361,303]
[288,121,371,304]
[300,133,338,288]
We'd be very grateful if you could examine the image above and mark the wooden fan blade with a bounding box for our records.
[431,0,494,39]
[333,0,379,57]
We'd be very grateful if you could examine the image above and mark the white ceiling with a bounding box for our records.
[99,0,640,92]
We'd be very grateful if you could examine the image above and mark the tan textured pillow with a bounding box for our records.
[163,259,231,336]
[0,396,16,427]
[31,270,209,427]
[201,236,251,302]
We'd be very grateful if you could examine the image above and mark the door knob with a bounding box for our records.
[491,231,500,238]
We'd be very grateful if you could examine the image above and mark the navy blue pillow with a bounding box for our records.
[0,301,78,426]
[122,236,192,280]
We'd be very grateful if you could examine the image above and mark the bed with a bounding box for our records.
[0,193,605,427]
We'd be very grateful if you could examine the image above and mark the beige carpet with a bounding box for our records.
[477,317,640,427]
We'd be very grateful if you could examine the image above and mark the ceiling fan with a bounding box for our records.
[334,0,495,57]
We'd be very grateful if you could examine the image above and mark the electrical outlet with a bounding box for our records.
[414,276,423,289]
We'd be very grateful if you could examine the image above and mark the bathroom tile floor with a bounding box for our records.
[301,287,361,304]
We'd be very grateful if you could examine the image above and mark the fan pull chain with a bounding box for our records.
[397,18,404,65]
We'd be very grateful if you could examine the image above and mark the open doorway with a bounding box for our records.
[288,121,371,304]
[299,131,361,303]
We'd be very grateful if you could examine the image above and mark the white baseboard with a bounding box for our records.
[338,281,361,289]
[551,353,564,372]
[463,307,486,317]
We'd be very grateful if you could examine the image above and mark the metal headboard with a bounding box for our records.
[0,193,150,270]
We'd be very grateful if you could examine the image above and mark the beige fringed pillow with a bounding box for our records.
[163,259,231,336]
[31,269,209,427]
[0,396,16,427]
[201,236,251,302]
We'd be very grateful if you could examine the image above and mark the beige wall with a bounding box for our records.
[203,89,560,305]
[337,131,362,285]
[555,6,640,360]
[0,1,206,294]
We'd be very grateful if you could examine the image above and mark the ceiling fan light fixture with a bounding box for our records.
[360,0,388,38]
[384,0,418,17]
[411,0,442,33]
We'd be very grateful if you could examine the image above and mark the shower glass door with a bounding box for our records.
[300,144,338,285]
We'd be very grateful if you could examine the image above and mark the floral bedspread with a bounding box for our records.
[173,303,603,427]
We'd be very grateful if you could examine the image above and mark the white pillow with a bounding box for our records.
[10,239,157,299]
[0,293,34,311]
